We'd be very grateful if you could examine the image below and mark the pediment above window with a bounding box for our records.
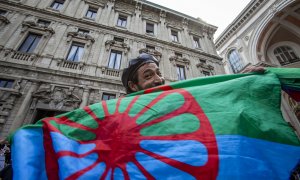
[21,20,54,35]
[105,40,130,54]
[188,30,204,38]
[196,62,214,70]
[67,32,95,42]
[166,23,183,31]
[83,0,104,7]
[139,48,162,58]
[169,56,190,67]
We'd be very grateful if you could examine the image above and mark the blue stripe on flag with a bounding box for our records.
[12,128,47,180]
[217,135,300,180]
[50,132,95,154]
[140,140,208,166]
[135,152,196,180]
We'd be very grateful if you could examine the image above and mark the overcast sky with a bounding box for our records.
[147,0,251,39]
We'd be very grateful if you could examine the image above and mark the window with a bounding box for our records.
[0,10,7,16]
[146,45,155,50]
[18,33,42,53]
[0,79,14,88]
[176,65,186,80]
[193,37,200,48]
[67,43,85,62]
[200,59,206,64]
[37,19,51,27]
[108,50,122,69]
[202,70,210,76]
[78,29,89,35]
[175,52,182,58]
[228,49,244,73]
[117,15,127,27]
[274,46,299,65]
[51,0,64,10]
[102,93,116,101]
[85,8,97,20]
[171,30,179,42]
[114,37,124,42]
[146,23,154,35]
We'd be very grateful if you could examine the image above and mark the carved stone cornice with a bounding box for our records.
[32,85,81,109]
[166,23,184,31]
[21,20,55,35]
[139,48,162,57]
[0,16,10,24]
[169,56,190,67]
[67,31,95,43]
[196,62,214,70]
[105,40,130,54]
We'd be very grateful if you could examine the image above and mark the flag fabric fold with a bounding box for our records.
[10,68,300,179]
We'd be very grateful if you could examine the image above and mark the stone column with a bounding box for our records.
[9,81,39,133]
[79,88,90,108]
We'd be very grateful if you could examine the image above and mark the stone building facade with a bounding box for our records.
[0,0,224,138]
[215,0,300,137]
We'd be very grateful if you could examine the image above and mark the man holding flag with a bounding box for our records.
[9,54,300,179]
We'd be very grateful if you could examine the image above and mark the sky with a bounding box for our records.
[146,0,251,39]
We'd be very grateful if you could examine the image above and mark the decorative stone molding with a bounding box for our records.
[100,66,120,77]
[188,30,204,38]
[32,85,81,110]
[196,62,214,70]
[21,20,55,35]
[84,0,105,8]
[169,56,190,69]
[0,90,21,124]
[0,15,10,24]
[56,58,85,70]
[166,23,184,31]
[160,10,166,19]
[139,48,162,58]
[105,40,130,54]
[66,31,95,47]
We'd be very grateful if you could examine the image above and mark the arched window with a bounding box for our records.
[228,49,243,73]
[274,46,299,65]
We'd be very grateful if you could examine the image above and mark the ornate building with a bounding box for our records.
[0,0,224,138]
[215,0,300,137]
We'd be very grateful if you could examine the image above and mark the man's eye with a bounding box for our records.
[144,73,152,79]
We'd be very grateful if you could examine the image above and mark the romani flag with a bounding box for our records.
[10,68,300,179]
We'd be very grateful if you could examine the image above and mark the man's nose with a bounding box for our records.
[153,73,163,83]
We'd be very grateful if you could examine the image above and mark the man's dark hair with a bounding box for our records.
[121,54,159,94]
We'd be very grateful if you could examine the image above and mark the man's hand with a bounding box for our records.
[243,66,265,73]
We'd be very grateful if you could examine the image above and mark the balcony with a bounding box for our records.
[56,59,84,70]
[0,48,38,65]
[100,67,120,77]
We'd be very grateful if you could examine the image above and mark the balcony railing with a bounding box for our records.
[57,60,84,70]
[101,67,120,77]
[11,51,37,62]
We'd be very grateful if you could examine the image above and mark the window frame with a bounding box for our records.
[227,49,244,74]
[50,0,65,10]
[202,70,210,76]
[108,50,122,70]
[146,22,154,35]
[117,15,127,28]
[102,93,116,101]
[171,30,179,42]
[0,79,14,89]
[18,33,42,53]
[273,46,299,65]
[193,37,201,49]
[66,42,85,62]
[85,8,97,20]
[176,65,186,81]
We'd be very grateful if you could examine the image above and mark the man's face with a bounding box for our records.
[129,62,165,92]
